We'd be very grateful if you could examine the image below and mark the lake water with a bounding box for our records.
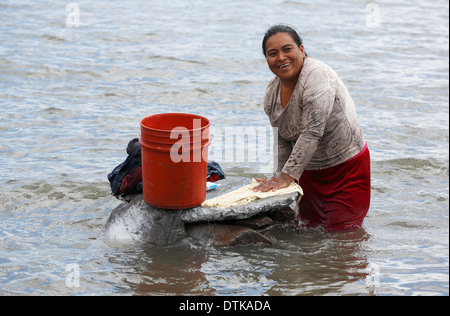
[0,0,448,296]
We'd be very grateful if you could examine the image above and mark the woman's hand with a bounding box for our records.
[252,172,295,192]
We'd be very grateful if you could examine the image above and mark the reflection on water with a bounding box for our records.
[100,226,375,296]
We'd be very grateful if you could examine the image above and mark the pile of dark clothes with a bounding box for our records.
[107,138,142,197]
[108,138,226,199]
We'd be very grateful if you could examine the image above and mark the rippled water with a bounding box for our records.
[1,0,448,296]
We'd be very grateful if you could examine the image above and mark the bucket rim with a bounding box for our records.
[140,112,211,133]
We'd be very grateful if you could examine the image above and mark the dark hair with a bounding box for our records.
[262,24,307,57]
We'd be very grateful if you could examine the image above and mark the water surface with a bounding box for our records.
[0,0,448,295]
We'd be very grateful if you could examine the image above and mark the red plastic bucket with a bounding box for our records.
[139,113,211,209]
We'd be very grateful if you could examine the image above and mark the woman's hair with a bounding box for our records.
[262,24,307,57]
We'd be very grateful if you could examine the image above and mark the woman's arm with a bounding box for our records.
[281,68,336,180]
[254,132,294,192]
[255,66,336,191]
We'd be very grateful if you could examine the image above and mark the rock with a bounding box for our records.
[179,177,300,223]
[269,206,297,222]
[100,195,186,246]
[235,215,274,230]
[101,177,301,247]
[185,223,273,247]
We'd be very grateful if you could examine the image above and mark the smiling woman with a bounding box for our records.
[262,25,307,91]
[254,24,371,231]
[264,32,306,107]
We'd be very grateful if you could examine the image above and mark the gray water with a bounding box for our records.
[0,0,448,296]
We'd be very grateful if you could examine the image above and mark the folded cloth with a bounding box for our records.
[120,165,142,195]
[207,161,226,182]
[108,155,141,196]
[207,173,222,182]
[201,179,303,208]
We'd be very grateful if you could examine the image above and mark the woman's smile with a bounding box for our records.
[278,62,292,69]
[265,32,305,82]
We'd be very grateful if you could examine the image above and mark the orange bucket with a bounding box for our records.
[139,113,211,209]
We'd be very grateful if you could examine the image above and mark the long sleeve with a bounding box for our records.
[281,67,336,179]
[274,129,293,174]
[264,57,365,180]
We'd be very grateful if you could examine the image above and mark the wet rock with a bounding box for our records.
[235,215,274,230]
[100,195,186,246]
[269,206,296,222]
[185,223,273,247]
[101,177,301,247]
[179,177,300,223]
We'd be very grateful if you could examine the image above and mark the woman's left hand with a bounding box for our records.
[253,172,295,192]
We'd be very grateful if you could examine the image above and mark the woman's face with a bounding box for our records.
[265,32,305,82]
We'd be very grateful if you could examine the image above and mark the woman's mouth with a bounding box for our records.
[278,62,291,69]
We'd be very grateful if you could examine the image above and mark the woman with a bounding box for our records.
[253,25,371,230]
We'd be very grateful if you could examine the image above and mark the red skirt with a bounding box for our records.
[296,144,371,230]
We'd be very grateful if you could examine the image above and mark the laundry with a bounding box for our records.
[120,165,142,195]
[201,179,303,208]
[108,138,142,197]
[207,161,226,182]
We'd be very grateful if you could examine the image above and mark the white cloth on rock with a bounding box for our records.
[201,179,303,208]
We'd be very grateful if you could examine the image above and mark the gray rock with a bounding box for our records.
[179,177,300,223]
[185,223,273,247]
[235,215,274,230]
[269,206,297,222]
[100,177,301,246]
[100,195,186,246]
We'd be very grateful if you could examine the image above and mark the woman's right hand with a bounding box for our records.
[252,173,294,193]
